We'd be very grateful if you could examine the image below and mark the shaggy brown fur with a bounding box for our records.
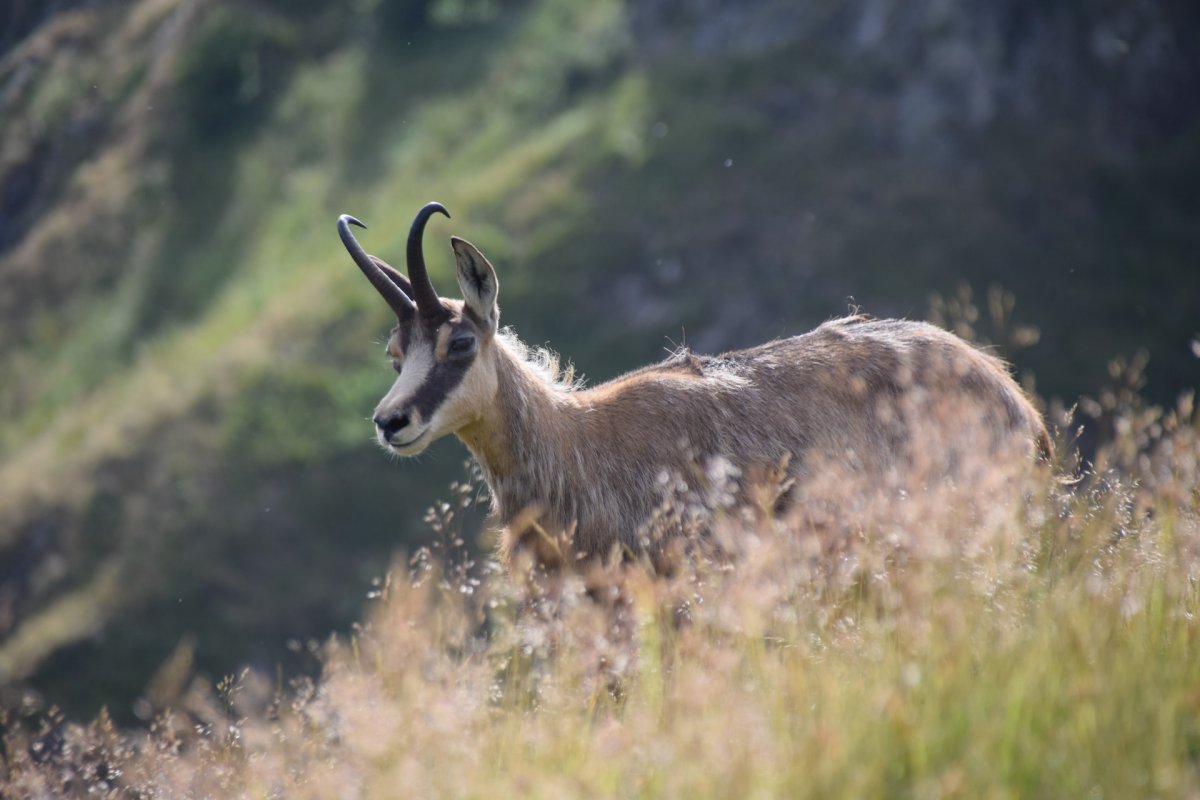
[457,316,1050,564]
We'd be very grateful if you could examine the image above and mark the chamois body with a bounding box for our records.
[337,205,1050,566]
[461,317,1049,561]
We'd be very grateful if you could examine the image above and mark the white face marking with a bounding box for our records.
[382,340,433,408]
[375,338,434,451]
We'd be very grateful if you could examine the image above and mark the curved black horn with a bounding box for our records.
[338,214,416,320]
[406,202,451,321]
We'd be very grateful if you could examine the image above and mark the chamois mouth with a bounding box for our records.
[385,428,430,455]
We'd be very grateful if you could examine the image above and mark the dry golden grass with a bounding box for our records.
[2,355,1198,797]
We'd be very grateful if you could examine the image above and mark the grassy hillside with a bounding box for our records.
[0,0,1198,727]
[3,372,1198,797]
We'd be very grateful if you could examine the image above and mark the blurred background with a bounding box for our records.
[0,0,1197,721]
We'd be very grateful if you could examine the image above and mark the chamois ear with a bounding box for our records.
[451,236,499,331]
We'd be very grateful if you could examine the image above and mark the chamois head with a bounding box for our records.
[337,203,500,456]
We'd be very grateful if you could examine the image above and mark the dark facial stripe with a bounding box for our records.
[409,354,475,419]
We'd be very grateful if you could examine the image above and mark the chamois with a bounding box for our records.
[337,203,1051,565]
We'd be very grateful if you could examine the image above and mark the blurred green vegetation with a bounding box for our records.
[0,0,1196,721]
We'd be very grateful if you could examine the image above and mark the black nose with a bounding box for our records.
[374,413,411,440]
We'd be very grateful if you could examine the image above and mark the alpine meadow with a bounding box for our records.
[1,1,1199,797]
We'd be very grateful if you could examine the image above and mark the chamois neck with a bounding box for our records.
[454,334,580,515]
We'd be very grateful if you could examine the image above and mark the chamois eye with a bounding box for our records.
[448,336,475,357]
[391,358,403,374]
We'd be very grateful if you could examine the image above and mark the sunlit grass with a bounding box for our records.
[3,386,1197,797]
